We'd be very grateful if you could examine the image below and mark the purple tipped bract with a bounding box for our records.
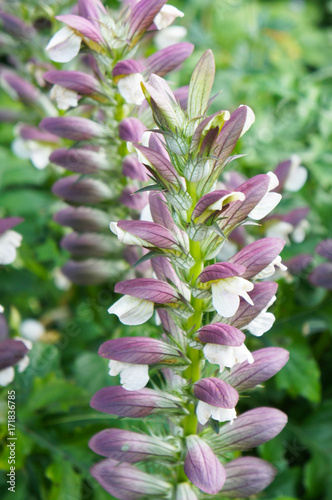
[194,378,239,408]
[40,117,104,141]
[52,176,112,204]
[223,347,289,391]
[221,456,277,497]
[98,337,183,364]
[229,237,285,279]
[90,386,182,417]
[197,323,245,346]
[199,262,246,283]
[0,217,23,235]
[115,278,178,303]
[0,339,28,370]
[184,436,226,495]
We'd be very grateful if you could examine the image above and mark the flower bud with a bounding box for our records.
[184,435,226,494]
[209,407,287,452]
[89,428,177,462]
[91,458,172,500]
[50,147,110,174]
[43,70,100,95]
[309,263,332,290]
[91,386,183,417]
[53,206,110,232]
[62,259,124,285]
[221,457,276,498]
[0,338,28,370]
[40,117,104,141]
[61,232,115,258]
[222,347,289,391]
[52,176,112,204]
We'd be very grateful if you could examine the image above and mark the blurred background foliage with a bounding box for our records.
[0,0,331,499]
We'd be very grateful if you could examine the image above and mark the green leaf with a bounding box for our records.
[275,343,321,403]
[187,50,215,119]
[46,460,81,500]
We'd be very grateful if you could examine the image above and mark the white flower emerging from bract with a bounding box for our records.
[108,360,149,390]
[20,319,45,341]
[0,230,22,265]
[0,337,32,386]
[196,400,237,425]
[110,221,152,247]
[254,255,287,280]
[246,295,277,337]
[108,295,154,325]
[50,85,79,110]
[46,26,82,63]
[12,137,52,170]
[203,343,254,372]
[266,221,293,242]
[292,219,310,243]
[155,26,187,50]
[118,73,145,105]
[248,172,282,220]
[284,155,308,192]
[153,5,184,30]
[212,277,254,318]
[239,104,255,137]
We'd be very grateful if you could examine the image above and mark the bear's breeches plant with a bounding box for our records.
[90,49,289,499]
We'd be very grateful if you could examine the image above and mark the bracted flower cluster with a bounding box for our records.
[42,0,193,285]
[90,50,289,499]
[0,0,193,286]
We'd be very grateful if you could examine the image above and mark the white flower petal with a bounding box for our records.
[108,360,149,390]
[11,137,31,159]
[0,231,22,265]
[292,220,309,243]
[255,255,287,280]
[222,277,254,303]
[239,105,255,137]
[110,222,152,247]
[118,73,144,105]
[247,311,275,337]
[17,355,30,373]
[209,191,245,211]
[155,25,187,49]
[212,281,240,318]
[0,367,15,386]
[210,405,237,423]
[196,400,237,425]
[203,343,253,372]
[20,319,45,341]
[267,171,280,190]
[249,191,282,220]
[30,144,53,170]
[266,221,293,241]
[50,85,79,110]
[108,295,154,325]
[284,156,307,192]
[140,204,153,222]
[46,26,82,63]
[154,5,184,30]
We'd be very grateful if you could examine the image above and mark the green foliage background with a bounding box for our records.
[0,0,331,499]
